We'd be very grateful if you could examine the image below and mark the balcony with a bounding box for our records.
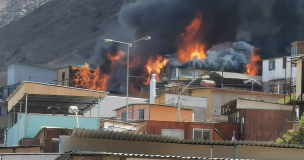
[6,114,98,146]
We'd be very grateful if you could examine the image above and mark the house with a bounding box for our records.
[189,88,284,121]
[221,98,293,141]
[6,64,57,86]
[261,41,304,94]
[83,96,147,118]
[3,64,57,100]
[5,81,107,146]
[152,94,207,122]
[202,71,262,91]
[136,120,238,141]
[114,104,193,122]
[59,128,304,160]
[262,56,297,93]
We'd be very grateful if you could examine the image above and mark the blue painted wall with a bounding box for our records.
[7,114,98,146]
[6,114,25,146]
[25,114,98,138]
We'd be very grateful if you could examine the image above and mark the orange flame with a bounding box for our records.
[71,51,126,91]
[177,13,206,64]
[245,49,260,75]
[71,63,109,91]
[107,51,125,62]
[144,55,169,84]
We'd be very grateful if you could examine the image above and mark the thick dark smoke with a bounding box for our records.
[183,41,254,72]
[94,0,304,93]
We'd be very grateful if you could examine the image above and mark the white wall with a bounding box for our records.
[0,154,61,160]
[163,94,207,108]
[262,57,297,82]
[84,96,147,118]
[7,64,57,86]
[103,122,137,132]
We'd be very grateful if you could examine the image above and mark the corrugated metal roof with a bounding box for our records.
[71,128,304,149]
[64,151,254,160]
[203,71,262,81]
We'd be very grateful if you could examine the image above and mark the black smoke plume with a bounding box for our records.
[93,0,304,92]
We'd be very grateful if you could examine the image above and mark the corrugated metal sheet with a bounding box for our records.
[65,151,254,160]
[71,128,304,149]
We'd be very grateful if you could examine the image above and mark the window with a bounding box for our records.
[292,63,297,67]
[236,112,239,123]
[161,129,184,140]
[193,129,212,140]
[241,117,245,133]
[62,72,65,80]
[139,109,145,120]
[291,46,298,56]
[269,60,275,70]
[283,57,286,69]
[194,71,198,78]
[122,111,127,120]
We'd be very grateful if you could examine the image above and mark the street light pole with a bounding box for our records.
[104,36,151,122]
[177,75,210,122]
[126,45,130,122]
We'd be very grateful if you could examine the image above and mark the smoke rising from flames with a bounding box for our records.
[74,0,304,93]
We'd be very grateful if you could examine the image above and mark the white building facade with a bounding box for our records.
[84,96,147,118]
[262,56,297,93]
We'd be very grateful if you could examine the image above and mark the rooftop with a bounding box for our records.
[59,151,250,160]
[202,71,261,81]
[71,128,304,149]
[113,103,194,111]
[6,81,108,114]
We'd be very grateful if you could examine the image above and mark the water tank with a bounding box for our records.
[200,80,216,87]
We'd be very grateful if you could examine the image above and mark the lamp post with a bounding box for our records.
[177,75,210,122]
[69,106,79,128]
[104,36,151,122]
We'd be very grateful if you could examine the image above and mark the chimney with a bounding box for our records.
[150,74,156,104]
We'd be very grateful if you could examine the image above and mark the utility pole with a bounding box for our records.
[221,65,224,88]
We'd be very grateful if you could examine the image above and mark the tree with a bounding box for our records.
[277,95,296,104]
[276,113,304,145]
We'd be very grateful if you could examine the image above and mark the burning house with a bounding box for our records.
[60,0,304,95]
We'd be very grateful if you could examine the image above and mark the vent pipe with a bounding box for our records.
[150,74,156,104]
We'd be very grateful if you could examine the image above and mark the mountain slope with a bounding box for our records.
[0,0,51,28]
[0,0,125,86]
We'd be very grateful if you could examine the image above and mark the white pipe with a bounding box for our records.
[75,111,79,128]
[150,74,156,104]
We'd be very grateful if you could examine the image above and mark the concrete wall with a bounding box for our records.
[60,136,304,160]
[6,114,98,146]
[0,154,61,160]
[6,114,25,146]
[145,121,239,141]
[191,88,283,121]
[150,106,192,122]
[84,96,147,118]
[262,56,296,83]
[210,91,281,119]
[237,99,292,110]
[7,64,57,86]
[163,94,207,108]
[115,104,192,122]
[155,94,207,122]
[296,60,302,100]
[57,67,70,86]
[115,104,150,121]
